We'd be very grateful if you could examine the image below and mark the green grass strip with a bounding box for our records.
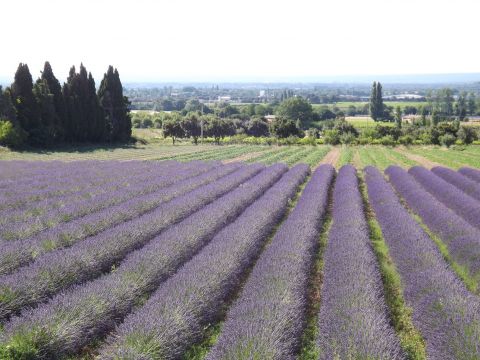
[301,146,332,168]
[359,173,427,360]
[386,148,418,168]
[337,146,353,167]
[298,202,333,360]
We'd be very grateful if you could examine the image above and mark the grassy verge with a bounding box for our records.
[409,215,478,293]
[358,173,427,360]
[386,178,479,294]
[338,146,353,167]
[298,203,333,359]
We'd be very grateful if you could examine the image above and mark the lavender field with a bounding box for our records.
[1,159,480,359]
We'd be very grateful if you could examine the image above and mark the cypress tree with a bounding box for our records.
[10,63,40,135]
[369,81,384,121]
[369,81,378,121]
[87,72,106,141]
[32,78,57,145]
[0,86,18,124]
[63,64,107,142]
[41,61,66,140]
[63,66,82,141]
[98,66,131,142]
[77,64,90,141]
[376,82,384,120]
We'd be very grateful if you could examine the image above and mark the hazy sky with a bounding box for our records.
[1,0,479,82]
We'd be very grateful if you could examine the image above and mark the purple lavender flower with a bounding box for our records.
[409,166,480,230]
[97,164,309,359]
[431,166,480,202]
[386,166,480,282]
[0,163,266,321]
[0,163,241,275]
[317,165,402,359]
[0,161,217,240]
[0,164,290,358]
[206,165,334,360]
[366,166,480,359]
[459,167,480,184]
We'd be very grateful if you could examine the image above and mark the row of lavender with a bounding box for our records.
[1,160,480,358]
[366,167,480,359]
[0,161,231,275]
[0,161,216,241]
[0,163,266,320]
[0,164,297,357]
[0,161,156,209]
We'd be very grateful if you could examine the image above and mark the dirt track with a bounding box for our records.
[395,148,443,169]
[317,147,341,168]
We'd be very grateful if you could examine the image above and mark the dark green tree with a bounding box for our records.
[467,93,477,115]
[0,86,18,124]
[181,112,201,144]
[420,106,428,126]
[41,61,66,140]
[270,116,301,138]
[63,64,107,142]
[246,118,269,137]
[10,63,40,136]
[369,81,384,121]
[394,106,402,129]
[32,78,57,145]
[163,116,184,144]
[98,66,131,142]
[275,97,313,125]
[205,116,234,144]
[455,92,467,121]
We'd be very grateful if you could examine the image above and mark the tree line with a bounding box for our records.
[0,62,131,147]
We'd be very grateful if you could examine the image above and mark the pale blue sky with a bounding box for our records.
[1,0,479,82]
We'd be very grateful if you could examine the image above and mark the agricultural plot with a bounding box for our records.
[1,160,480,359]
[1,141,480,170]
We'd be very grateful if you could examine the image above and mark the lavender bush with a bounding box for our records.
[459,167,480,183]
[0,160,176,222]
[386,166,480,282]
[0,161,216,240]
[0,163,240,275]
[206,165,334,360]
[409,166,480,230]
[366,166,480,359]
[98,164,309,359]
[0,164,289,358]
[0,164,266,321]
[317,165,402,359]
[431,166,480,202]
[0,160,156,211]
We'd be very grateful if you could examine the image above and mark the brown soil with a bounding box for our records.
[395,147,443,169]
[223,151,265,164]
[317,147,341,168]
[352,149,363,170]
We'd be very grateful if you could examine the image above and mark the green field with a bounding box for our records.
[1,139,479,170]
[312,101,427,110]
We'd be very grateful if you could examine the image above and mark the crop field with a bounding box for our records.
[312,101,427,111]
[2,141,480,171]
[1,159,480,359]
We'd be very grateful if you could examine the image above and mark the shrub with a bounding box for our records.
[298,136,317,145]
[439,133,456,148]
[379,135,397,146]
[323,129,340,145]
[339,131,357,145]
[456,126,478,144]
[0,120,24,147]
[398,135,414,145]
